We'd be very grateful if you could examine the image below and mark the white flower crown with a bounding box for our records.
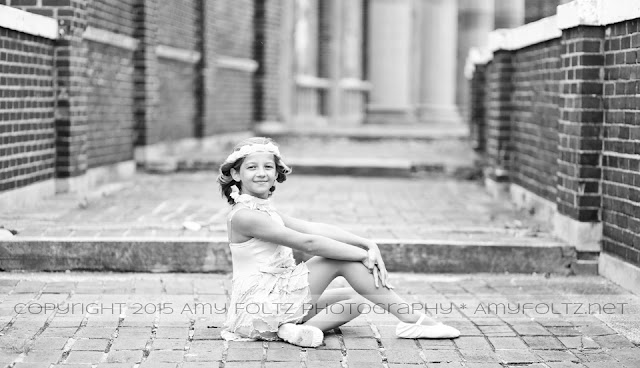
[223,142,282,165]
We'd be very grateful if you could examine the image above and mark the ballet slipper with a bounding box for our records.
[277,323,324,347]
[396,314,460,339]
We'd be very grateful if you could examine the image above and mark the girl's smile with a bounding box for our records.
[231,152,277,199]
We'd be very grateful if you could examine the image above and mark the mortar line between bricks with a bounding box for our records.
[463,281,555,365]
[450,284,500,352]
[300,346,308,368]
[336,327,348,368]
[261,340,267,368]
[132,277,160,367]
[367,315,390,368]
[1,280,47,336]
[94,296,128,366]
[57,292,108,366]
[9,284,76,368]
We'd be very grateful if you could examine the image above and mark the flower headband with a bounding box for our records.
[223,142,283,165]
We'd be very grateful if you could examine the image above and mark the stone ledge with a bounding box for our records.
[0,238,574,274]
[156,45,200,64]
[553,212,602,252]
[471,0,640,71]
[216,56,258,73]
[339,78,372,91]
[557,0,640,30]
[83,26,138,51]
[599,252,640,296]
[489,16,561,53]
[0,5,58,40]
[296,75,331,89]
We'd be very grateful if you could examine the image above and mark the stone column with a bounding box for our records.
[457,0,495,124]
[416,0,460,124]
[494,0,524,29]
[366,0,415,124]
[53,1,89,192]
[133,0,159,146]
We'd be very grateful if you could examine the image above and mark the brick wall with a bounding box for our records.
[86,42,135,168]
[85,1,137,168]
[470,15,640,267]
[558,27,604,222]
[0,27,56,192]
[470,63,487,152]
[155,0,199,142]
[485,51,515,179]
[203,0,255,135]
[87,0,136,36]
[511,40,561,202]
[157,0,199,49]
[602,19,640,266]
[253,0,282,123]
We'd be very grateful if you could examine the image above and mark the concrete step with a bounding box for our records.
[142,157,479,178]
[254,122,470,141]
[0,237,575,274]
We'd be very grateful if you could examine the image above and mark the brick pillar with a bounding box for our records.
[195,0,207,138]
[253,0,283,123]
[556,26,605,252]
[470,63,488,153]
[133,0,159,147]
[485,50,515,184]
[53,1,89,184]
[318,0,342,123]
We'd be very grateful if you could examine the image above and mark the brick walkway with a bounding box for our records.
[0,173,550,243]
[0,272,638,367]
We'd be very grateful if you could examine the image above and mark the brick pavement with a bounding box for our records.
[0,173,550,242]
[0,272,638,368]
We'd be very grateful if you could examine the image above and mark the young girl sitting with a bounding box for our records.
[217,137,460,347]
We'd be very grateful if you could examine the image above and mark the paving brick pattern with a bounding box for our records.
[0,173,551,244]
[0,273,638,367]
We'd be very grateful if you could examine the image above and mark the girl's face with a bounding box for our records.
[231,152,277,199]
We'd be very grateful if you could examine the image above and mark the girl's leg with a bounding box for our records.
[302,287,367,331]
[302,256,438,331]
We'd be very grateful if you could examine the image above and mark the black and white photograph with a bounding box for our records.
[0,0,639,367]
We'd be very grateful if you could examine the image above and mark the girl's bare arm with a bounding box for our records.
[279,213,376,249]
[232,209,368,261]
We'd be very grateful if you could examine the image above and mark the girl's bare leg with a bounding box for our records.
[302,256,438,331]
[301,287,366,331]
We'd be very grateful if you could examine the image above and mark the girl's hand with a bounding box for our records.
[363,246,394,289]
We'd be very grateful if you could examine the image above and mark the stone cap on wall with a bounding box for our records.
[0,5,58,40]
[489,16,561,53]
[466,0,640,75]
[557,0,640,30]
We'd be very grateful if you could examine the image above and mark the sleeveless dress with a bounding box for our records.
[221,194,312,341]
